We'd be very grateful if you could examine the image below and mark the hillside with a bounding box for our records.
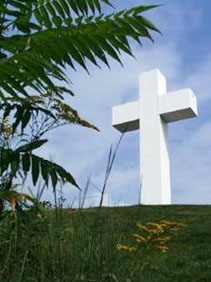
[1,205,211,282]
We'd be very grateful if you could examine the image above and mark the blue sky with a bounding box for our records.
[38,1,211,206]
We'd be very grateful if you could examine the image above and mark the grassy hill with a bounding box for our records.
[1,205,211,281]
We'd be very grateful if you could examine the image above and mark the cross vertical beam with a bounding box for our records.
[139,69,170,204]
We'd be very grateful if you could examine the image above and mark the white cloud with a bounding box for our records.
[171,122,211,204]
[184,55,211,104]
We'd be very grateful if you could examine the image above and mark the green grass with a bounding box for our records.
[0,205,211,281]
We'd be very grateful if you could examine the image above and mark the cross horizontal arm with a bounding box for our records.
[112,101,139,133]
[159,88,198,122]
[112,88,198,132]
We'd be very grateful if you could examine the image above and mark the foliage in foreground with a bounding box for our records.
[0,0,160,214]
[0,1,160,101]
[0,205,211,282]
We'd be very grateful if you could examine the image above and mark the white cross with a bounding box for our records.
[112,69,198,205]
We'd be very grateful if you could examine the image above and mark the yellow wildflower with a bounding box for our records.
[133,234,147,243]
[137,223,150,232]
[116,244,129,250]
[116,244,136,252]
[148,228,161,235]
[146,222,164,232]
[116,220,187,255]
[160,220,186,228]
[151,236,171,242]
[129,247,137,252]
[151,245,169,252]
